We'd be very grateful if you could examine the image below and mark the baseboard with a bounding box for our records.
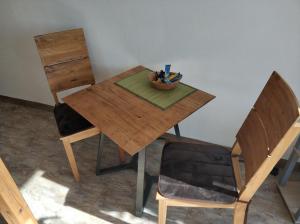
[0,95,53,111]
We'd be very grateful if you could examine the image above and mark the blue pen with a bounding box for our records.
[165,64,171,78]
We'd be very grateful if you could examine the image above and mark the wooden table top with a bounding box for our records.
[64,65,215,155]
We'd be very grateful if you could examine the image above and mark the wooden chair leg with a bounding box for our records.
[118,146,126,163]
[158,200,168,224]
[0,159,38,224]
[233,201,249,224]
[62,140,80,182]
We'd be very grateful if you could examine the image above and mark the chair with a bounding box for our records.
[156,71,300,224]
[0,158,38,224]
[34,28,125,182]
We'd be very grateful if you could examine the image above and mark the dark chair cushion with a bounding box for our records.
[158,141,238,203]
[54,103,93,136]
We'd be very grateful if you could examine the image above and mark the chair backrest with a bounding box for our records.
[236,71,299,202]
[34,28,95,103]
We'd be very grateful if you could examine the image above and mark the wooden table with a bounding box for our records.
[64,65,215,215]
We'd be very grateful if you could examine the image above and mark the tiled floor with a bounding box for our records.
[0,98,295,224]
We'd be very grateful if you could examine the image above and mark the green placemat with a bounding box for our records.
[115,69,197,110]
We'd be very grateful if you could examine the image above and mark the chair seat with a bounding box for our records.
[54,103,93,136]
[158,141,238,203]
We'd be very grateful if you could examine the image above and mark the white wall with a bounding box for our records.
[0,0,299,147]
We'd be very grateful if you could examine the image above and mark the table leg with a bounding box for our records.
[295,209,300,222]
[174,124,181,137]
[96,144,157,215]
[95,137,156,216]
[143,173,158,207]
[136,148,146,217]
[96,133,105,173]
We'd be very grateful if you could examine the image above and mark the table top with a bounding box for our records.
[64,65,215,155]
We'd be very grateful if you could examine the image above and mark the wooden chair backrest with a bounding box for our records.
[34,28,95,103]
[236,71,299,201]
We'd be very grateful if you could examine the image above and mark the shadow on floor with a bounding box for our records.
[0,98,294,224]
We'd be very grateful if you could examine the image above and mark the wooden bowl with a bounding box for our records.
[148,72,181,90]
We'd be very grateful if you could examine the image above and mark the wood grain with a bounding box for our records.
[233,201,249,224]
[64,65,215,155]
[34,28,126,181]
[231,142,243,192]
[62,140,80,182]
[253,71,299,152]
[0,159,38,224]
[60,127,100,143]
[34,28,95,103]
[240,123,300,202]
[156,71,300,224]
[45,57,95,93]
[158,199,168,224]
[236,71,300,184]
[156,193,236,208]
[237,109,270,182]
[34,28,88,66]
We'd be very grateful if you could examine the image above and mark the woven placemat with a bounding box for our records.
[115,69,197,110]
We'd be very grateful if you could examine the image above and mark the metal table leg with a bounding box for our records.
[95,136,158,216]
[174,124,181,137]
[136,148,146,217]
[295,209,300,222]
[96,133,138,175]
[96,133,105,173]
[97,154,138,175]
[143,173,159,206]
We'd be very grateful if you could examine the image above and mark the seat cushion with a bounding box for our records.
[158,141,238,203]
[54,103,93,136]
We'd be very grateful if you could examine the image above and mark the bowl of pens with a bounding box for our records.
[148,65,182,90]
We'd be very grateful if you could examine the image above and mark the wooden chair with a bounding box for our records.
[0,158,38,224]
[156,71,300,224]
[34,28,125,182]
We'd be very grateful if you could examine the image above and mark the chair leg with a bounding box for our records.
[0,159,38,224]
[62,140,80,182]
[118,146,126,163]
[233,201,249,224]
[158,200,168,224]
